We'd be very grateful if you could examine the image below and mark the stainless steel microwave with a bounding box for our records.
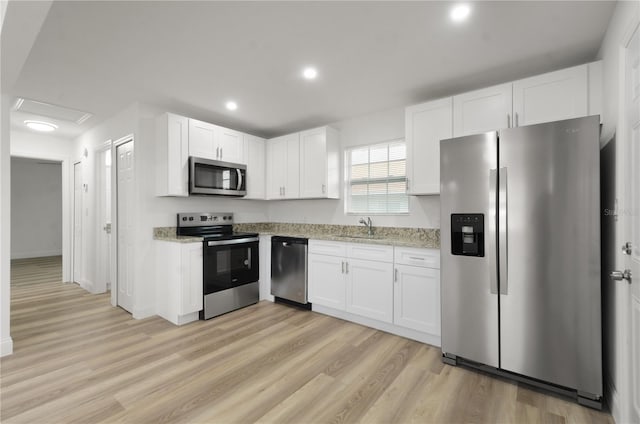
[189,156,247,196]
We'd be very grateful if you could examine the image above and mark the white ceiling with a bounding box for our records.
[6,1,615,139]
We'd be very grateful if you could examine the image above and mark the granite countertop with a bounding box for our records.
[153,228,203,243]
[153,223,440,249]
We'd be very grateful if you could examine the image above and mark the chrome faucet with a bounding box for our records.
[359,217,373,237]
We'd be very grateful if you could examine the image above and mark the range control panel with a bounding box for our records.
[451,213,484,257]
[177,212,234,227]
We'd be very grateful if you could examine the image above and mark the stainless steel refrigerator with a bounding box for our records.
[440,115,602,408]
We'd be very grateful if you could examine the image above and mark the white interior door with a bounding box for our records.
[95,147,112,293]
[116,140,134,313]
[624,24,640,424]
[72,162,82,284]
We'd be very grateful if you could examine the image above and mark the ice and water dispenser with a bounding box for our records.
[451,214,484,257]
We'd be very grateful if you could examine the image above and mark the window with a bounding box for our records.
[346,140,408,214]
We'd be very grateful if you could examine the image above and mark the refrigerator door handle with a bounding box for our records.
[489,169,498,294]
[498,167,508,295]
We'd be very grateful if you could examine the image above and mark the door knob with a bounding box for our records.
[622,242,632,255]
[610,269,632,282]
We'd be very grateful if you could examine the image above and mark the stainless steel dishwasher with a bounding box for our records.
[271,236,310,307]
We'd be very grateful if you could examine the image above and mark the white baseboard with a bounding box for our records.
[1,337,13,357]
[133,305,156,320]
[312,304,441,347]
[10,249,62,260]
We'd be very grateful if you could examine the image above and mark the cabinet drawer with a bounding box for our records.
[347,243,393,263]
[309,239,347,257]
[394,247,440,269]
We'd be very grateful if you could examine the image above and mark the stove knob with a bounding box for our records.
[182,217,187,221]
[188,217,194,221]
[213,216,218,221]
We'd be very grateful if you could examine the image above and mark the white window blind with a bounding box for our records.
[346,140,408,214]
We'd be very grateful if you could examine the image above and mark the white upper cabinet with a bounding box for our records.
[406,61,601,195]
[405,97,452,195]
[156,113,189,197]
[218,127,244,164]
[299,126,340,199]
[188,118,245,164]
[267,133,300,199]
[243,134,266,200]
[453,82,513,137]
[188,118,217,160]
[513,64,588,127]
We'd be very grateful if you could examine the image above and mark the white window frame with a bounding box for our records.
[344,139,409,216]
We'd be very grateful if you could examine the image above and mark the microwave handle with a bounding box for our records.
[236,168,243,191]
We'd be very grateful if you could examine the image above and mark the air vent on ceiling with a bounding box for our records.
[13,98,92,125]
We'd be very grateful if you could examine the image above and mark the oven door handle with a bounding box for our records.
[237,168,243,191]
[206,237,258,247]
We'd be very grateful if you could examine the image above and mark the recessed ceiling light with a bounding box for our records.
[24,120,58,132]
[303,67,318,80]
[225,101,238,111]
[450,4,471,22]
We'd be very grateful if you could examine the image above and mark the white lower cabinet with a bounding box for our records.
[394,265,440,335]
[155,241,203,325]
[308,253,345,310]
[346,258,393,323]
[309,240,392,321]
[393,247,440,337]
[309,240,441,345]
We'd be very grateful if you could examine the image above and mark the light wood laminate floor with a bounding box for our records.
[2,256,613,423]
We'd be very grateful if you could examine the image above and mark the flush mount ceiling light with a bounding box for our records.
[450,4,471,22]
[225,101,238,111]
[302,67,318,80]
[24,120,58,132]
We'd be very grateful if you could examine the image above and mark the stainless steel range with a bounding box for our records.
[177,212,259,319]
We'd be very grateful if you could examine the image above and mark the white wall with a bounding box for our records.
[596,1,639,423]
[10,158,62,259]
[267,106,441,228]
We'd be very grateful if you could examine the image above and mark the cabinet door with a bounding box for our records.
[188,119,218,160]
[346,258,393,323]
[284,133,300,199]
[156,113,189,197]
[180,243,203,315]
[308,253,346,310]
[244,134,266,199]
[218,126,245,164]
[453,83,513,137]
[394,264,440,336]
[267,137,287,199]
[513,64,588,127]
[299,127,328,198]
[405,97,452,195]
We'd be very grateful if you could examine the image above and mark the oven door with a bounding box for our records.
[189,156,246,196]
[203,238,259,295]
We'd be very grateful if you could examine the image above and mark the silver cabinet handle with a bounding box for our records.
[322,184,326,194]
[498,167,508,295]
[507,113,511,128]
[345,262,349,274]
[342,261,345,274]
[216,146,219,159]
[394,268,398,282]
[610,269,632,282]
[408,256,424,261]
[515,112,519,127]
[489,169,498,294]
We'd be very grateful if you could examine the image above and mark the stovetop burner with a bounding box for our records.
[176,212,257,241]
